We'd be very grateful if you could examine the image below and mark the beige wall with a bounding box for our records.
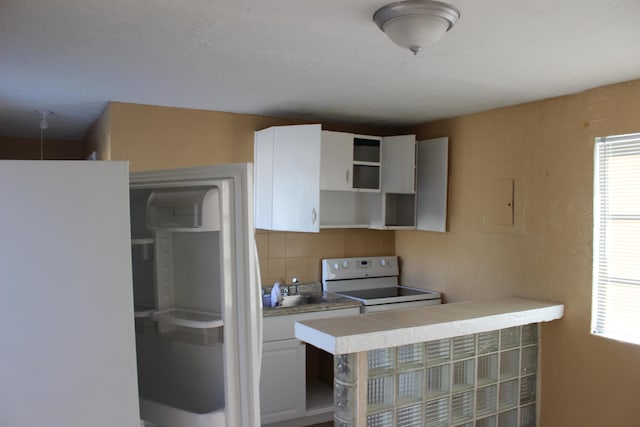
[100,80,640,425]
[256,229,395,285]
[398,79,640,426]
[107,101,403,172]
[108,102,285,171]
[83,105,111,160]
[104,102,396,285]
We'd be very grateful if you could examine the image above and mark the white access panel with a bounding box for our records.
[0,161,140,427]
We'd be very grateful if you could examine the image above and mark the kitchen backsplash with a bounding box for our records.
[255,228,395,285]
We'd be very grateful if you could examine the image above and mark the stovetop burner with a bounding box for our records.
[330,285,440,306]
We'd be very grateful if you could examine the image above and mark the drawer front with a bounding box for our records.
[263,307,360,342]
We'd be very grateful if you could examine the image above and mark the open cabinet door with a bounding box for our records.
[416,137,449,232]
[0,161,140,427]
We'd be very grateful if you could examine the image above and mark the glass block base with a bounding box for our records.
[335,324,541,427]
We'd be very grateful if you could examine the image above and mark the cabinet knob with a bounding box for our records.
[311,208,317,224]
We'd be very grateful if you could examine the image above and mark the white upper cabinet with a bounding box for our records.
[254,124,321,232]
[254,125,448,233]
[320,130,353,191]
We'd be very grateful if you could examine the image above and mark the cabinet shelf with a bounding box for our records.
[134,305,155,318]
[320,223,369,229]
[353,164,380,190]
[150,308,223,329]
[131,237,155,245]
[353,137,381,163]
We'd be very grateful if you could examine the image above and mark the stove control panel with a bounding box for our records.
[322,256,399,282]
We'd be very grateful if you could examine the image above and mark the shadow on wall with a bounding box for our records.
[0,136,85,160]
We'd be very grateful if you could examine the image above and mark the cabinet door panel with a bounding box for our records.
[381,134,416,193]
[253,127,275,230]
[416,137,449,232]
[272,125,321,232]
[320,130,353,191]
[260,339,306,424]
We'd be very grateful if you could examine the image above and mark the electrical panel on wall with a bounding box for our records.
[485,179,514,226]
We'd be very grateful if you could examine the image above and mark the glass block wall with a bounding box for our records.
[334,324,539,427]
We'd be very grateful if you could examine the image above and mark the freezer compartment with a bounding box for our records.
[147,188,220,231]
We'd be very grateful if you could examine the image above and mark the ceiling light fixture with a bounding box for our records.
[373,0,460,55]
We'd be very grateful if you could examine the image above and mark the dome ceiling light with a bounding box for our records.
[373,0,460,55]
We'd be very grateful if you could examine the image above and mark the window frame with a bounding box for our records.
[592,132,640,345]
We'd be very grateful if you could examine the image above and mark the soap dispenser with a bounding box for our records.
[270,282,283,307]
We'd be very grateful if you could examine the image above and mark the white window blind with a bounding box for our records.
[592,132,640,345]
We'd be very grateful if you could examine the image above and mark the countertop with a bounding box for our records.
[262,292,361,318]
[294,297,564,354]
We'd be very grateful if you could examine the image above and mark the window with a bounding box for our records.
[592,132,640,345]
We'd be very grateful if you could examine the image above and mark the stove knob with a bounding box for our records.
[380,259,386,267]
[387,259,394,268]
[332,262,340,271]
[342,260,349,269]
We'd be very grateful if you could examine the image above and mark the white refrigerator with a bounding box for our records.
[0,161,262,427]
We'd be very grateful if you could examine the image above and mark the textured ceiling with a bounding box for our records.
[1,0,640,140]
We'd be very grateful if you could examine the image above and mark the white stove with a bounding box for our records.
[321,256,441,313]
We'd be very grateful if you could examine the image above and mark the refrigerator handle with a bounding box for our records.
[253,236,263,378]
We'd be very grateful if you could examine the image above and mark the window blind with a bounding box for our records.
[592,132,640,345]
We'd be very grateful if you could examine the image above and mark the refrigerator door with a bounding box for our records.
[0,161,140,427]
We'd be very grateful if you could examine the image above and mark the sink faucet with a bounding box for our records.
[288,277,299,295]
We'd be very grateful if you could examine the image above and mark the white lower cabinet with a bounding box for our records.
[260,339,306,424]
[260,307,360,425]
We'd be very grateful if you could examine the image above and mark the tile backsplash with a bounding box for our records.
[255,229,395,285]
